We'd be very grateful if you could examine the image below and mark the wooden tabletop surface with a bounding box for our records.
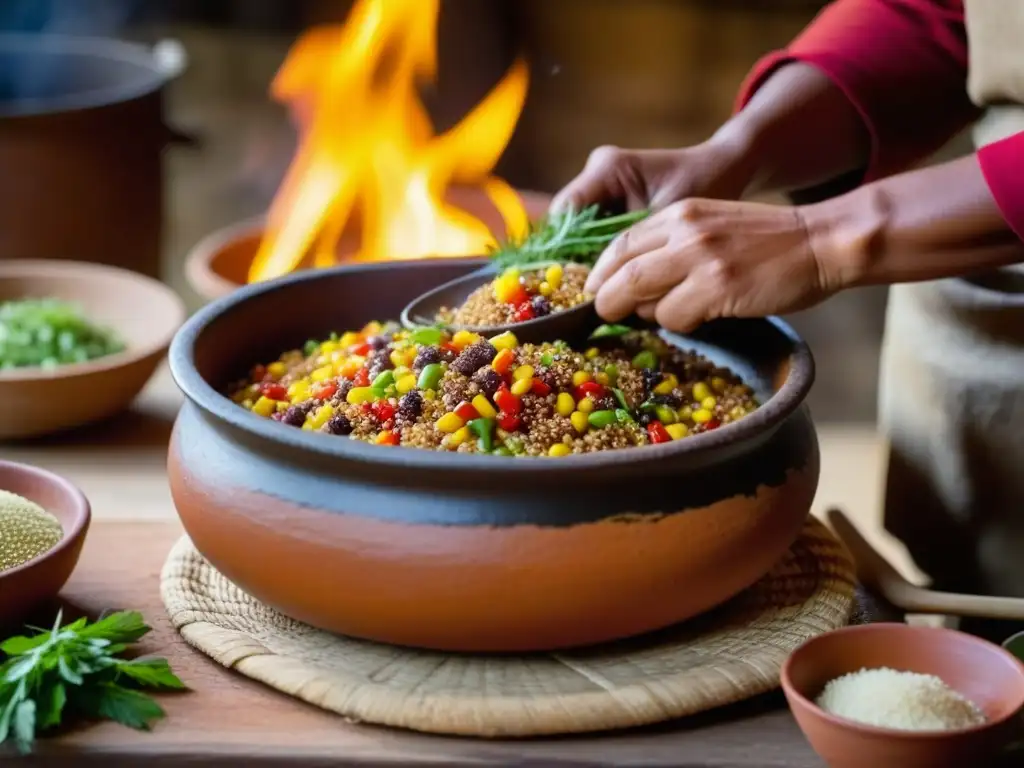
[0,363,926,766]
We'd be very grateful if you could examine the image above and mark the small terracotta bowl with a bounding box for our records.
[0,460,91,624]
[0,260,187,439]
[782,623,1024,768]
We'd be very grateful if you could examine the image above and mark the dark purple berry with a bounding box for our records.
[637,410,656,426]
[397,391,423,421]
[280,405,310,427]
[323,413,353,435]
[451,342,497,375]
[367,351,394,379]
[642,369,662,393]
[530,295,552,317]
[413,346,441,372]
[651,393,682,408]
[367,334,390,350]
[473,367,504,397]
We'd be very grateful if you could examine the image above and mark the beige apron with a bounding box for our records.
[880,0,1024,600]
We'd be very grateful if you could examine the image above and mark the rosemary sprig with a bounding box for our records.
[489,205,649,271]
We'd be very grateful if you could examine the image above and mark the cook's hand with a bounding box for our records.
[585,198,834,332]
[550,140,755,214]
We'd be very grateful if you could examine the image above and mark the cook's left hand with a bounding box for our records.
[585,198,834,332]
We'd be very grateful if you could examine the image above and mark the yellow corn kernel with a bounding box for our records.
[711,376,728,393]
[666,423,689,440]
[677,406,693,422]
[252,396,277,417]
[267,361,287,378]
[692,408,713,424]
[362,321,383,335]
[577,398,595,414]
[301,421,313,431]
[538,281,553,297]
[396,374,418,394]
[400,347,417,367]
[346,387,378,405]
[452,330,481,350]
[513,364,535,381]
[287,380,310,400]
[511,377,533,396]
[389,349,405,368]
[570,411,589,434]
[435,412,465,433]
[692,382,711,401]
[319,341,339,355]
[309,404,335,430]
[729,405,747,420]
[585,347,600,359]
[556,392,575,417]
[393,365,411,378]
[276,401,290,413]
[310,366,334,383]
[701,395,718,410]
[545,263,563,290]
[490,331,519,351]
[572,370,592,387]
[423,389,436,401]
[447,426,470,447]
[472,394,498,419]
[654,374,679,395]
[339,331,360,347]
[595,372,610,386]
[374,430,395,445]
[335,359,360,379]
[548,442,572,457]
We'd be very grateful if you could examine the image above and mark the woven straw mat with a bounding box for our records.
[160,516,856,737]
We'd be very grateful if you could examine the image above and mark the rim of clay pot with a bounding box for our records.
[0,259,187,383]
[170,260,815,477]
[0,459,90,579]
[782,623,1024,739]
[0,33,173,119]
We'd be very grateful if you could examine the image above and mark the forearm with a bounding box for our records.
[807,155,1024,289]
[711,63,870,197]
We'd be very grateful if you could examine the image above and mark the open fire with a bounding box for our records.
[247,0,531,284]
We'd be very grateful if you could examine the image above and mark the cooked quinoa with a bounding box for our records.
[437,263,592,327]
[228,322,760,457]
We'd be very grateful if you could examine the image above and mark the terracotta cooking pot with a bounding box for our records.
[167,260,818,652]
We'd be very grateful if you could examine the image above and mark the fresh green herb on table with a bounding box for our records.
[0,298,125,371]
[489,205,649,271]
[0,610,186,755]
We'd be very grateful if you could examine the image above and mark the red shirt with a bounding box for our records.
[735,0,1024,240]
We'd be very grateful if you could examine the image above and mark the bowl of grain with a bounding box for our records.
[0,460,91,625]
[781,623,1024,768]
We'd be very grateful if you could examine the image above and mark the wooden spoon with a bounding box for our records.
[399,263,600,344]
[826,507,1024,621]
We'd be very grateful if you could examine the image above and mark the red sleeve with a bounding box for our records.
[735,0,979,184]
[978,132,1024,241]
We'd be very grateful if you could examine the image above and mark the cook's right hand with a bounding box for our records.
[550,140,756,214]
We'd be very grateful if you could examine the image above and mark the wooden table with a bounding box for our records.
[1,364,916,766]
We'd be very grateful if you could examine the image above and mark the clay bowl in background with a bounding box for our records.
[782,624,1024,768]
[184,187,552,302]
[168,259,818,652]
[0,460,90,624]
[0,260,187,439]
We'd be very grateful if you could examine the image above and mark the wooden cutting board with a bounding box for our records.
[18,521,829,767]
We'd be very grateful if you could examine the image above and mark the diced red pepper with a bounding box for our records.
[350,342,372,356]
[531,379,552,396]
[376,430,400,446]
[504,285,530,307]
[493,387,521,415]
[360,403,373,414]
[573,381,605,401]
[312,381,338,401]
[513,301,535,322]
[454,401,480,422]
[261,382,288,401]
[492,348,515,375]
[704,419,721,431]
[251,364,267,381]
[353,368,370,387]
[441,341,461,356]
[371,400,396,422]
[497,411,521,431]
[646,421,671,444]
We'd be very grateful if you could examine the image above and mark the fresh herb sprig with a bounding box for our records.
[489,205,649,271]
[0,610,186,755]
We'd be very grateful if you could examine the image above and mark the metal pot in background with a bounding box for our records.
[0,34,193,279]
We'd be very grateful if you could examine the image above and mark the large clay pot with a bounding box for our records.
[167,260,818,652]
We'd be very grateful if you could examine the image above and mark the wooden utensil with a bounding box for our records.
[826,507,1024,621]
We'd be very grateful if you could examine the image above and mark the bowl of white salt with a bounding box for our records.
[781,623,1024,768]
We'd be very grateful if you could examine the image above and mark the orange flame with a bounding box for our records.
[247,0,530,283]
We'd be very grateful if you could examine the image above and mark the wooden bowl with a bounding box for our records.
[0,460,90,624]
[168,259,818,652]
[782,624,1024,768]
[0,260,186,439]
